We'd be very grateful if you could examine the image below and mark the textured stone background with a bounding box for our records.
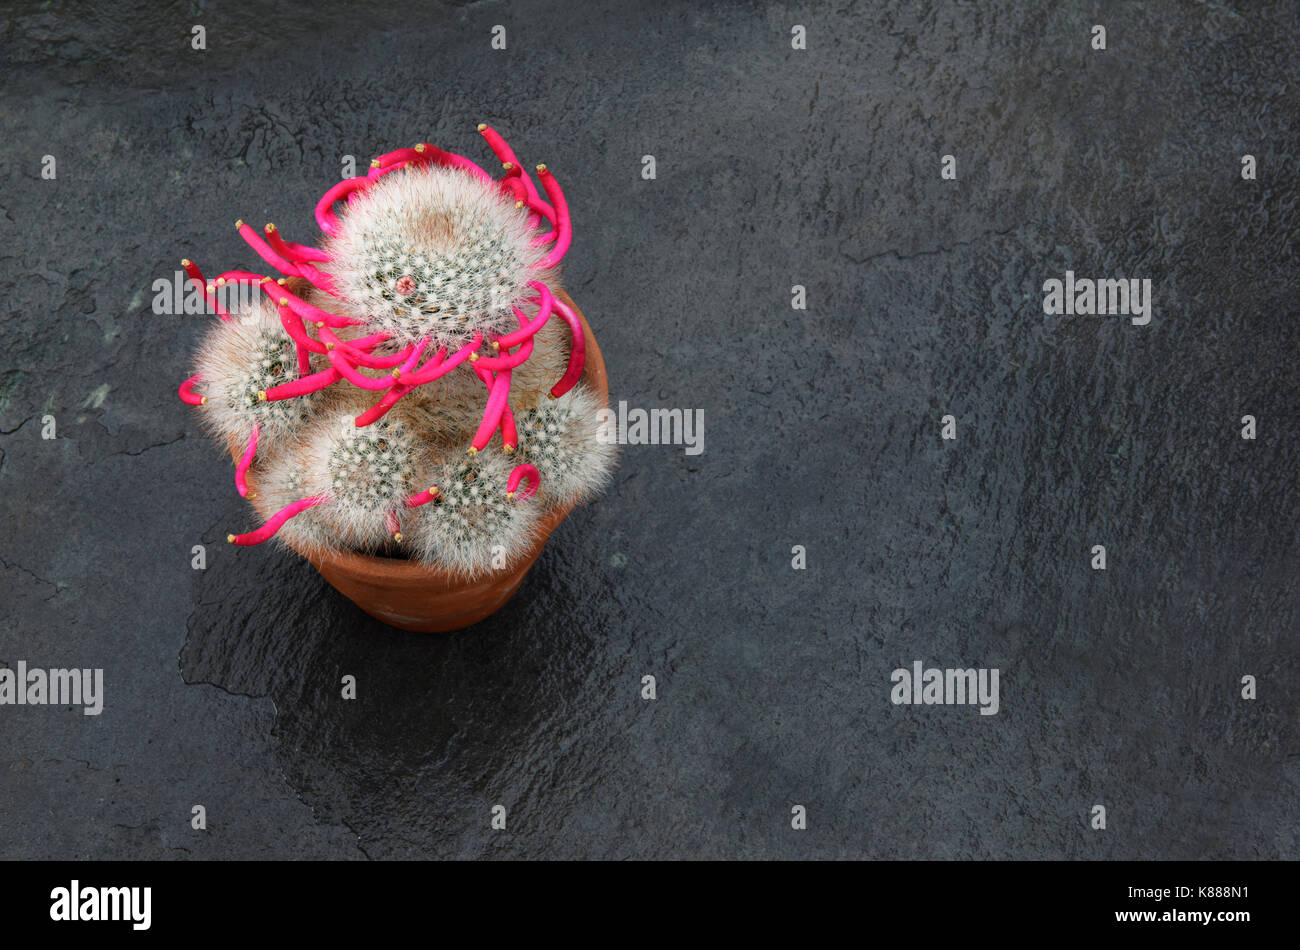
[0,0,1295,859]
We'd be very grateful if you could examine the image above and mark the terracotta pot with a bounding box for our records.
[245,291,607,633]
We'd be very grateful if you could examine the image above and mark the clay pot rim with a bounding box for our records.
[250,289,607,583]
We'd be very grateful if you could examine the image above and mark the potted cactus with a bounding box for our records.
[176,125,615,632]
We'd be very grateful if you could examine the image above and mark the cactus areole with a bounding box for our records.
[177,126,615,590]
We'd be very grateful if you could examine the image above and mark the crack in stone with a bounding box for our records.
[840,225,1018,265]
[177,674,270,702]
[0,556,64,600]
[108,433,186,458]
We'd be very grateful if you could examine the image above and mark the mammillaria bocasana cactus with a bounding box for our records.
[176,125,615,578]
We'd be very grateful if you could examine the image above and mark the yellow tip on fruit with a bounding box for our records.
[226,534,236,543]
[277,278,287,286]
[535,163,547,173]
[467,447,478,456]
[506,491,516,500]
[181,258,192,267]
[200,396,207,405]
[370,158,381,168]
[393,532,403,543]
[502,161,513,170]
[414,143,426,153]
[515,200,524,209]
[257,390,267,402]
[477,123,487,132]
[265,223,276,233]
[235,219,244,229]
[468,352,479,362]
[504,443,515,454]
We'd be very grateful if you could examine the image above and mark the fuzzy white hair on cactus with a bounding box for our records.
[406,453,543,578]
[300,411,431,549]
[192,297,317,445]
[514,383,617,506]
[325,163,558,349]
[246,446,334,557]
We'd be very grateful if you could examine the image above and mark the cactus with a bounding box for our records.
[513,385,616,506]
[177,126,614,578]
[325,162,558,349]
[406,453,545,578]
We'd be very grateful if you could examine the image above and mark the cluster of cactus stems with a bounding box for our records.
[176,125,615,577]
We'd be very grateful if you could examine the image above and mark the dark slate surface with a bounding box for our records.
[0,0,1295,859]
